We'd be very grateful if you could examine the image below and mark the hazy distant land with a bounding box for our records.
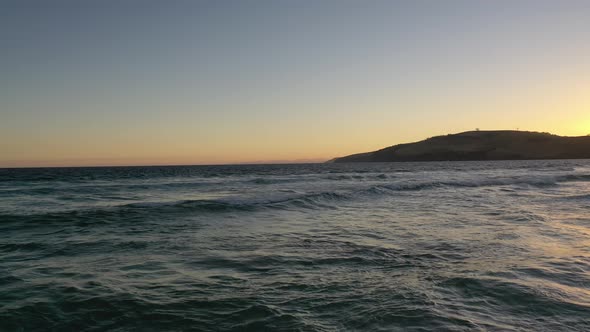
[330,130,590,163]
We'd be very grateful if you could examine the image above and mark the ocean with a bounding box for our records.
[1,160,590,331]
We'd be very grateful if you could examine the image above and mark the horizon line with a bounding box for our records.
[0,160,329,170]
[3,129,589,169]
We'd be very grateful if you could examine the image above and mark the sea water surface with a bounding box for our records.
[1,160,590,331]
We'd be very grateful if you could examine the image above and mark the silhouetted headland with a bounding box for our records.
[329,130,590,163]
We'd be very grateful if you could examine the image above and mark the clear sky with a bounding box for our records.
[2,0,589,167]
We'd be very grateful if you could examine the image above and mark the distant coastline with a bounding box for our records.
[329,130,590,163]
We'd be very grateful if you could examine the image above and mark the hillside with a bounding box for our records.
[330,131,590,163]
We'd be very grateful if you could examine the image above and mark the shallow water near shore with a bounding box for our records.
[1,160,590,331]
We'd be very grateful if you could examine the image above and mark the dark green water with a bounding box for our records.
[1,161,590,331]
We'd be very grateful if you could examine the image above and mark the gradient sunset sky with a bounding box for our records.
[2,1,590,167]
